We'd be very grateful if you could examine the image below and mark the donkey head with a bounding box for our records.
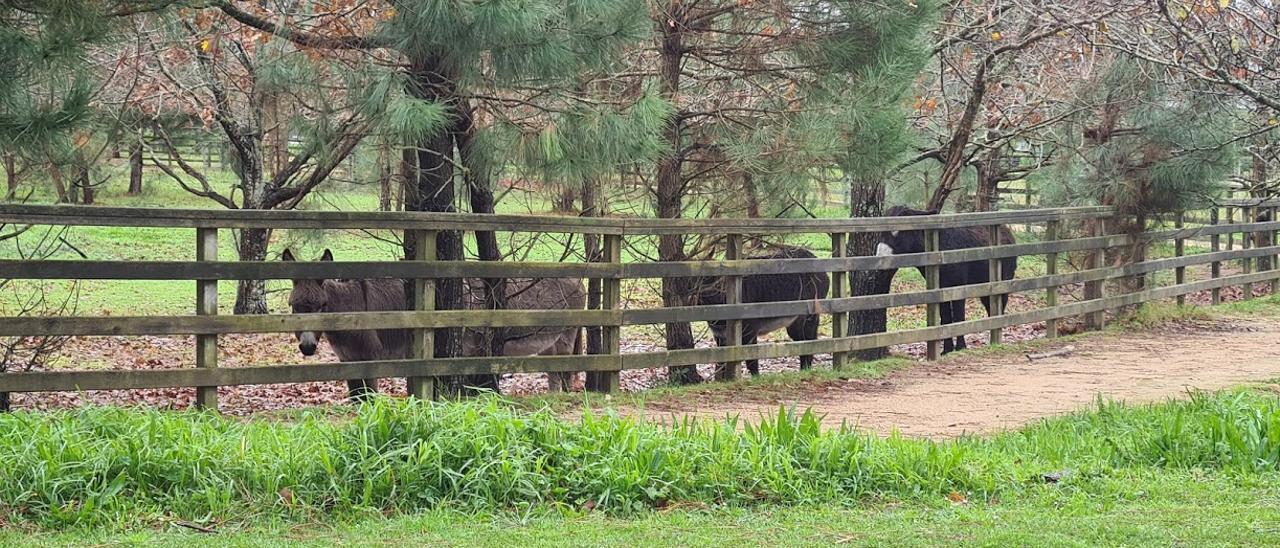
[282,248,333,356]
[875,206,937,257]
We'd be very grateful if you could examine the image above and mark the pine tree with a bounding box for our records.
[216,0,658,392]
[1049,57,1238,292]
[0,2,176,200]
[642,1,934,377]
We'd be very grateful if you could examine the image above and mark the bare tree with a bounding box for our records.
[0,223,78,412]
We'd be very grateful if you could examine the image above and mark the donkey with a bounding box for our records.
[875,206,1017,354]
[693,246,830,376]
[282,249,586,399]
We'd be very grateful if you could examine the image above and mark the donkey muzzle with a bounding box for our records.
[298,331,319,356]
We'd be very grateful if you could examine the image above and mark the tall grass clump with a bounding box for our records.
[0,391,1278,528]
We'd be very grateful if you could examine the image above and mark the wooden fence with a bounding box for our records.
[2,202,1279,411]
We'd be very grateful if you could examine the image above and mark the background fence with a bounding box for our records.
[2,202,1279,411]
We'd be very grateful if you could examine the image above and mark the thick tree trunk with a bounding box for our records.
[656,13,701,385]
[403,56,469,395]
[848,176,893,361]
[234,140,270,315]
[234,227,272,314]
[973,142,1005,212]
[128,142,144,195]
[457,104,502,392]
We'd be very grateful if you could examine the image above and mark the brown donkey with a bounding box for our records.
[282,249,586,399]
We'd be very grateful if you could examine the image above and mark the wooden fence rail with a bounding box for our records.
[1,203,1276,411]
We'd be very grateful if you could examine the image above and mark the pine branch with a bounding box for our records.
[215,1,390,50]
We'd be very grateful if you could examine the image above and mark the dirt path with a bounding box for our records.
[624,317,1280,438]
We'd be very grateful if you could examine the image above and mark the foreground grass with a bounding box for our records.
[2,389,1279,537]
[13,476,1280,546]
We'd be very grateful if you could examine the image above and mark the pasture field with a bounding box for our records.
[1,386,1279,545]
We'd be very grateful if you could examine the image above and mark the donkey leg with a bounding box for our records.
[952,300,968,351]
[346,378,377,402]
[939,299,955,354]
[545,331,578,392]
[787,315,820,370]
[745,331,762,376]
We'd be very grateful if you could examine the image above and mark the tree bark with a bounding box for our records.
[234,227,272,314]
[553,185,577,213]
[973,136,1007,213]
[49,163,68,203]
[848,176,894,361]
[4,154,17,199]
[743,171,760,218]
[403,55,468,395]
[377,141,393,211]
[457,102,502,392]
[582,175,604,356]
[128,141,144,195]
[656,10,701,385]
[73,162,94,205]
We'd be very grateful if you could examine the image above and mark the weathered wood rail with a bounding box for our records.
[1,203,1277,411]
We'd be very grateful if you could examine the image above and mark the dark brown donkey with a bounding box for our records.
[282,249,587,399]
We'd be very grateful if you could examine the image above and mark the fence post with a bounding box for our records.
[1045,219,1059,338]
[1175,211,1185,307]
[195,227,218,410]
[715,233,744,381]
[1243,205,1255,301]
[407,229,437,400]
[988,225,1004,346]
[1211,207,1221,306]
[829,233,848,370]
[925,228,941,361]
[1084,218,1106,330]
[586,234,621,392]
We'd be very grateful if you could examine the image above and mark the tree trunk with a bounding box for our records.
[49,163,68,203]
[848,176,893,361]
[4,154,17,199]
[655,12,701,385]
[235,138,270,315]
[74,163,94,205]
[553,185,577,213]
[457,103,502,392]
[973,141,1005,212]
[263,94,288,180]
[234,227,272,314]
[377,141,393,211]
[404,56,468,396]
[581,175,604,357]
[128,141,144,195]
[1253,153,1272,271]
[743,171,760,218]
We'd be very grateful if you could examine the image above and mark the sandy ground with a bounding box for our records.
[623,317,1280,437]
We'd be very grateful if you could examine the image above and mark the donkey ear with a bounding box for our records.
[320,248,334,261]
[281,248,295,262]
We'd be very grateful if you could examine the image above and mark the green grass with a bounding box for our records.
[11,479,1278,546]
[2,389,1280,535]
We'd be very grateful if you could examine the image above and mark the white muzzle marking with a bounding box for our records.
[875,243,895,257]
